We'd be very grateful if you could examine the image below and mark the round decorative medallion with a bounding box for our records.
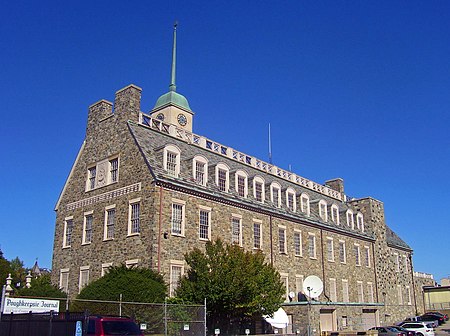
[156,113,165,121]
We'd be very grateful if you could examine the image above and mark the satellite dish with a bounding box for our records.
[302,275,323,298]
[264,308,289,329]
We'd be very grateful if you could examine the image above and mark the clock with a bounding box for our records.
[177,113,187,126]
[156,113,165,121]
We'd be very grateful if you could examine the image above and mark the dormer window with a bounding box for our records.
[253,176,265,203]
[331,204,339,224]
[356,213,364,231]
[164,145,181,177]
[270,182,281,207]
[235,170,248,197]
[286,188,296,211]
[193,156,208,186]
[346,210,354,229]
[301,193,310,216]
[215,163,230,192]
[319,200,328,222]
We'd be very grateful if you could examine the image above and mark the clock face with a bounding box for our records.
[177,113,187,126]
[156,113,165,121]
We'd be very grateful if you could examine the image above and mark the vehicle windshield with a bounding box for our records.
[102,321,141,335]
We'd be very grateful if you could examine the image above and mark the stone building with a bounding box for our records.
[52,27,423,333]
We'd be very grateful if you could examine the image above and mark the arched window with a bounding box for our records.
[235,170,248,198]
[300,193,310,216]
[356,213,364,231]
[331,204,339,225]
[270,182,281,207]
[346,210,354,229]
[163,145,181,177]
[286,187,297,212]
[192,155,208,186]
[319,200,328,222]
[215,163,230,192]
[253,176,265,203]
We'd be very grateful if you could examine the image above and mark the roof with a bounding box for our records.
[151,90,192,112]
[386,226,411,250]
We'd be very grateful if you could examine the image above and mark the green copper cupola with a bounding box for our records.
[151,22,192,113]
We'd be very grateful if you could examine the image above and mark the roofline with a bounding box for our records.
[54,140,86,211]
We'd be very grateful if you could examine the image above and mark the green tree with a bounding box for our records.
[0,249,12,288]
[176,239,285,335]
[9,257,26,289]
[17,273,66,299]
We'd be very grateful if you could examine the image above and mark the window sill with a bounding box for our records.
[81,242,91,246]
[309,256,317,260]
[103,238,114,242]
[294,254,303,258]
[199,238,210,241]
[328,259,335,263]
[127,233,140,237]
[62,246,71,249]
[171,233,185,238]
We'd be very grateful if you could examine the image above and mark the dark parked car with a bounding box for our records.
[389,325,416,336]
[420,314,444,325]
[369,326,407,336]
[423,312,447,323]
[86,315,144,336]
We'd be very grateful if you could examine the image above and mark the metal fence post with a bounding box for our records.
[204,298,207,336]
[164,297,167,336]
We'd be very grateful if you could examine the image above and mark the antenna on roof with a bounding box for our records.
[268,123,272,164]
[169,21,178,92]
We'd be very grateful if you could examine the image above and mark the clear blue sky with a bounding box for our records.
[1,1,449,282]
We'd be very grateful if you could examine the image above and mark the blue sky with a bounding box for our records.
[1,1,449,282]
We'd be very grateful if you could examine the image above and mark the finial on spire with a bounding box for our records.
[169,21,178,92]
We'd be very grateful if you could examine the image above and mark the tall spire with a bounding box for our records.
[169,21,177,92]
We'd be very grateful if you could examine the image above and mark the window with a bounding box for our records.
[394,253,400,272]
[342,279,349,302]
[367,282,374,303]
[171,200,185,236]
[63,217,73,248]
[397,285,403,305]
[294,231,302,257]
[280,273,289,302]
[170,262,184,297]
[279,226,287,254]
[199,207,211,240]
[253,220,262,249]
[286,188,296,211]
[88,167,96,190]
[356,213,364,231]
[404,255,409,273]
[354,244,361,266]
[406,286,412,305]
[364,246,370,267]
[104,205,115,240]
[216,163,229,192]
[126,259,139,268]
[270,183,281,207]
[163,145,181,177]
[193,156,208,186]
[295,275,304,296]
[231,216,242,246]
[329,278,337,302]
[83,212,93,244]
[339,240,346,263]
[253,176,265,203]
[79,266,90,293]
[301,193,310,216]
[357,281,364,302]
[109,158,119,183]
[308,233,316,259]
[235,171,248,198]
[331,204,339,224]
[327,238,334,262]
[346,210,354,228]
[101,263,113,276]
[59,269,69,293]
[128,199,140,235]
[319,200,327,222]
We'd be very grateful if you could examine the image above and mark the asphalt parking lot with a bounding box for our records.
[435,323,450,335]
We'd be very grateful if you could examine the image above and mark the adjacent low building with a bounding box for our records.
[51,27,429,333]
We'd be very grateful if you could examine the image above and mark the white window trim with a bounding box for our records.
[394,252,400,272]
[126,259,139,268]
[82,210,94,245]
[79,266,90,293]
[367,282,374,303]
[364,246,371,268]
[354,243,361,266]
[301,193,310,216]
[278,225,287,254]
[308,233,317,259]
[346,210,354,229]
[171,198,186,237]
[59,268,69,293]
[128,198,141,236]
[235,170,248,198]
[397,284,403,305]
[169,260,185,297]
[199,205,212,241]
[108,156,120,184]
[319,200,328,222]
[331,204,339,225]
[192,155,208,186]
[231,214,243,247]
[327,237,334,262]
[339,240,347,264]
[163,144,181,177]
[215,163,230,192]
[270,182,281,207]
[286,187,296,211]
[280,272,289,302]
[406,285,412,305]
[356,212,364,231]
[63,216,73,248]
[253,175,265,203]
[86,165,97,191]
[329,278,337,302]
[342,279,349,302]
[101,262,113,276]
[295,275,304,296]
[253,219,263,250]
[294,229,303,257]
[103,204,116,241]
[357,280,364,303]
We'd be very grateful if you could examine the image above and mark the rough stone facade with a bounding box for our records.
[52,84,421,334]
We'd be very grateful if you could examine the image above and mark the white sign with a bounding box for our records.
[215,328,220,335]
[184,324,190,330]
[2,298,60,314]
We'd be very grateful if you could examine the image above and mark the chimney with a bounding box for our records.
[325,178,344,194]
[86,99,113,139]
[114,84,142,121]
